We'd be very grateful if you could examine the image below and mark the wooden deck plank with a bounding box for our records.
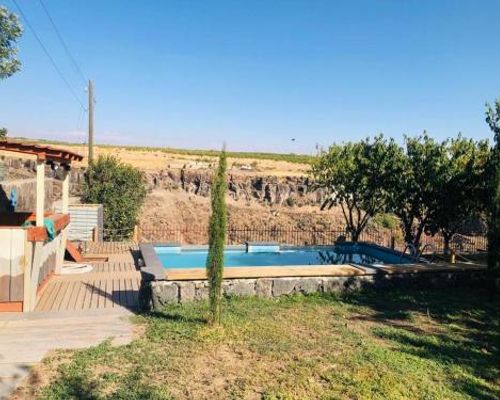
[58,281,76,311]
[71,280,85,311]
[111,279,120,306]
[82,280,93,310]
[35,281,57,311]
[90,280,100,308]
[131,278,140,306]
[104,278,113,308]
[44,281,64,312]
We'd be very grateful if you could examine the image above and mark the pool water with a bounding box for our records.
[156,245,410,269]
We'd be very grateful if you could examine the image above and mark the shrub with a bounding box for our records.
[372,213,398,230]
[82,155,147,240]
[285,197,295,207]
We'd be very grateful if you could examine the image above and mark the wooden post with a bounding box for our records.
[62,167,70,214]
[88,80,94,164]
[36,159,45,227]
[56,166,71,275]
[133,225,140,242]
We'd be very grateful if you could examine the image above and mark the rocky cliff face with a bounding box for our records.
[1,155,324,208]
[146,169,326,207]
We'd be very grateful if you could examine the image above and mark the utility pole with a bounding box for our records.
[88,80,94,164]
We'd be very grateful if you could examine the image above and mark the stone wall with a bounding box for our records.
[142,270,486,310]
[0,178,59,213]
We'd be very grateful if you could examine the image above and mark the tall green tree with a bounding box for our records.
[82,155,147,240]
[388,135,447,249]
[0,5,22,79]
[312,135,403,242]
[1,6,22,138]
[428,136,490,253]
[206,148,228,324]
[486,100,500,283]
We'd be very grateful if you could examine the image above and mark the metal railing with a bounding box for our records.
[87,224,487,256]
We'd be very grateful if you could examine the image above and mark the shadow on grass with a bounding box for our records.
[148,310,208,324]
[339,287,500,400]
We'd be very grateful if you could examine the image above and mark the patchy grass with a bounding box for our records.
[14,287,500,400]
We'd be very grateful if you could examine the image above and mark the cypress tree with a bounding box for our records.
[206,147,228,324]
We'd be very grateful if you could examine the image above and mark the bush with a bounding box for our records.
[82,155,147,240]
[372,213,398,230]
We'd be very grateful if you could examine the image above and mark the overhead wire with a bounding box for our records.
[37,0,87,86]
[11,0,86,110]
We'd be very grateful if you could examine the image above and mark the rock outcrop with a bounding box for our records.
[145,169,325,207]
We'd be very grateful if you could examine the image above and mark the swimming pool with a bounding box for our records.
[155,243,413,270]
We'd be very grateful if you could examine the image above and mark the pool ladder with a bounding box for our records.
[399,243,436,263]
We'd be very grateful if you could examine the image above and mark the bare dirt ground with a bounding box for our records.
[139,190,344,241]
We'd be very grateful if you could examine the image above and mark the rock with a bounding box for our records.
[255,279,273,298]
[296,278,323,294]
[272,278,298,296]
[152,282,178,306]
[224,280,256,297]
[323,278,345,294]
[194,281,209,300]
[179,282,196,303]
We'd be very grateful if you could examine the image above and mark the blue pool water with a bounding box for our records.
[156,245,410,269]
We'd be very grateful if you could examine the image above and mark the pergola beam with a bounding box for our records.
[0,139,83,163]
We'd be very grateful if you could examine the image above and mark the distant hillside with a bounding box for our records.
[14,137,315,164]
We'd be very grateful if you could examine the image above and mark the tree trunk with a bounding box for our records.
[414,220,426,251]
[443,231,453,255]
[350,228,360,242]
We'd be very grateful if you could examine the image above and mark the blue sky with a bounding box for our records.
[1,0,499,153]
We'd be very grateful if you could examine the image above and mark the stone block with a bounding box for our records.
[225,280,256,297]
[195,281,209,300]
[152,282,179,306]
[296,278,323,294]
[179,282,196,303]
[323,277,345,294]
[272,278,298,296]
[255,278,273,298]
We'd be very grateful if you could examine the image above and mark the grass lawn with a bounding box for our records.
[14,287,499,400]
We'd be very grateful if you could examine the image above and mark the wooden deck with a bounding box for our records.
[35,256,141,312]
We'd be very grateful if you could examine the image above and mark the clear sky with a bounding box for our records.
[1,0,499,153]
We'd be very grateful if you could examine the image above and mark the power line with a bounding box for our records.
[11,0,86,110]
[38,0,87,86]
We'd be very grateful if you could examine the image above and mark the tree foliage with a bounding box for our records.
[206,148,228,324]
[486,100,500,280]
[82,155,147,240]
[0,127,7,138]
[312,135,402,242]
[0,6,22,79]
[429,136,490,253]
[388,135,447,248]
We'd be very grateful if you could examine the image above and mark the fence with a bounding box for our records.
[136,225,487,253]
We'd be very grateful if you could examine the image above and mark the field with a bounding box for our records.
[13,287,500,400]
[15,137,313,176]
